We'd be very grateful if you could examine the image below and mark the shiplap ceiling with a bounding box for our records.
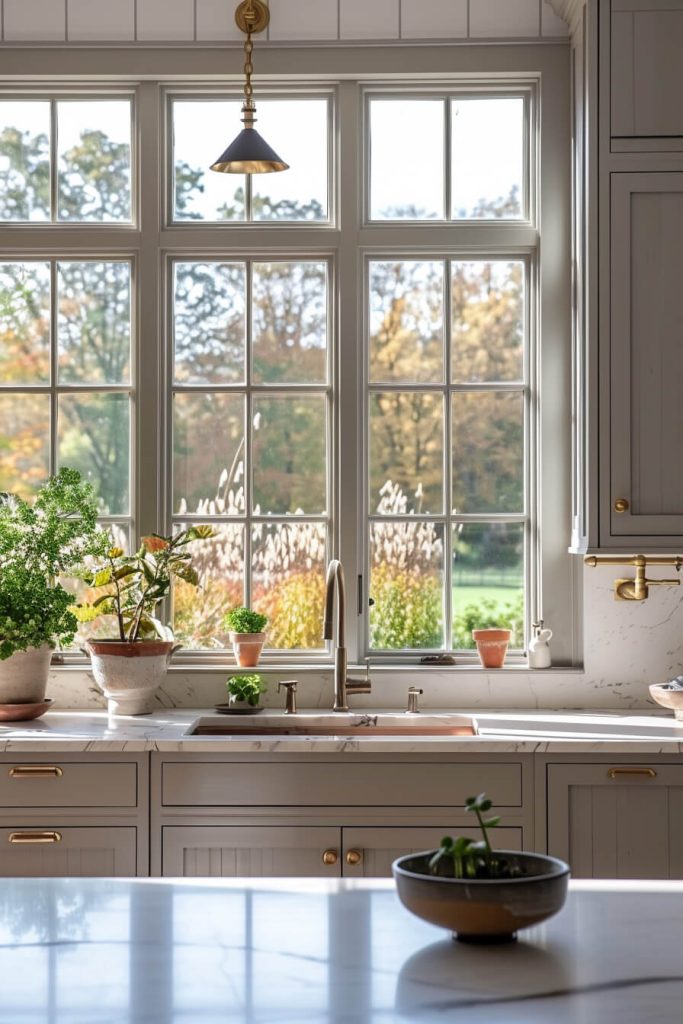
[0,0,568,44]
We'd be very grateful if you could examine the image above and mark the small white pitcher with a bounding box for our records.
[528,627,552,669]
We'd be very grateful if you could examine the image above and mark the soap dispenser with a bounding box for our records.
[528,620,552,669]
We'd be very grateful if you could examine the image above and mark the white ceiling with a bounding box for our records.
[0,0,568,44]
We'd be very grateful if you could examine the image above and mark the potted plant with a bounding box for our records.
[225,672,267,712]
[0,468,105,717]
[74,525,214,715]
[392,793,569,943]
[472,628,511,668]
[223,607,268,667]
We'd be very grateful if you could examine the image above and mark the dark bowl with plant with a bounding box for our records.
[392,793,569,944]
[225,673,267,710]
[224,607,268,667]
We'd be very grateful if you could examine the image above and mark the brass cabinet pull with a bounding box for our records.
[322,849,338,866]
[608,767,657,780]
[613,498,629,513]
[345,849,362,866]
[9,765,63,778]
[9,831,62,844]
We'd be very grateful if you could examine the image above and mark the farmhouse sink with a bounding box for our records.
[186,712,478,737]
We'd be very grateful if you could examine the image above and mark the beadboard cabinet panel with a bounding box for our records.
[341,826,523,878]
[611,2,683,138]
[163,826,342,877]
[547,764,683,878]
[0,826,137,877]
[609,173,683,541]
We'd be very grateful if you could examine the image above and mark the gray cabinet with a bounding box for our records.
[547,763,683,878]
[0,826,137,877]
[163,825,342,878]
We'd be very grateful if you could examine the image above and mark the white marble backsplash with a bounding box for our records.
[46,565,683,711]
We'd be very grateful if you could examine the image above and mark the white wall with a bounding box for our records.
[0,0,568,44]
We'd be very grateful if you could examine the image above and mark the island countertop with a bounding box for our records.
[0,876,681,1023]
[0,708,682,753]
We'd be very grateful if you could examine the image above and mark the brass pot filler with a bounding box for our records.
[584,554,683,601]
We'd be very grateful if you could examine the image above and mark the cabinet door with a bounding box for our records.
[612,2,683,138]
[342,826,524,878]
[0,827,137,877]
[162,826,342,878]
[547,764,683,878]
[609,173,683,543]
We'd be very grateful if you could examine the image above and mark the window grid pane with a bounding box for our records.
[171,257,331,652]
[367,254,529,654]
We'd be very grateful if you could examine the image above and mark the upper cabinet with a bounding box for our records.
[568,0,683,551]
[611,0,683,138]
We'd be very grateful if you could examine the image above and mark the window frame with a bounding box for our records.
[0,47,575,670]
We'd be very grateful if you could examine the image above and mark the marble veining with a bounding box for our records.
[0,708,683,752]
[0,878,682,1022]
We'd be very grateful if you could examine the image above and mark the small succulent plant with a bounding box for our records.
[429,793,521,880]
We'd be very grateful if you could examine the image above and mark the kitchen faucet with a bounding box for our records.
[323,559,371,712]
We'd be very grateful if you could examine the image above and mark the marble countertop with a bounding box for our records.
[0,708,683,752]
[0,876,681,1022]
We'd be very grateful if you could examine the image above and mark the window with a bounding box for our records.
[0,61,572,667]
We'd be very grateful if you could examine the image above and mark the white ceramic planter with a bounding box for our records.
[0,644,52,704]
[86,640,177,715]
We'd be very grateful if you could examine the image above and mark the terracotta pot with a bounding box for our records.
[472,628,511,669]
[0,644,52,704]
[86,640,179,715]
[230,632,266,668]
[393,850,570,943]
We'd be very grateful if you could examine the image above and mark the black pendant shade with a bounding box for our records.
[210,126,289,174]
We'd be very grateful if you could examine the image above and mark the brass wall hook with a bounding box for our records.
[584,554,683,601]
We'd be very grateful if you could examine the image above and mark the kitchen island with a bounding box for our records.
[0,876,681,1022]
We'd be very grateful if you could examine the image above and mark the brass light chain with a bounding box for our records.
[241,3,256,127]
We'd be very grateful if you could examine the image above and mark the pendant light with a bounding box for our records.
[210,0,289,175]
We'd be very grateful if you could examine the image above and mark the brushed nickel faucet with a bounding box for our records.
[323,559,372,712]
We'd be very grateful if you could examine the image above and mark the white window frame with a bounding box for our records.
[0,43,576,671]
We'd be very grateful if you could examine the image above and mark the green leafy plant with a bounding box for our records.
[224,607,268,634]
[227,673,267,706]
[0,468,106,659]
[74,525,215,643]
[429,794,521,880]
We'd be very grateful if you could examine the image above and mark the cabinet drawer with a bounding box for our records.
[163,825,341,878]
[162,761,522,808]
[0,761,137,808]
[0,826,137,877]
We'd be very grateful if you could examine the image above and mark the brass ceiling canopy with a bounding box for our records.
[210,0,289,175]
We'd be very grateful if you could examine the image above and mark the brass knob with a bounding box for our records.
[322,849,338,866]
[614,498,629,513]
[346,849,362,866]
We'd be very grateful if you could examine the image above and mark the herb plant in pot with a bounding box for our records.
[225,673,267,712]
[0,469,105,718]
[223,607,268,667]
[392,793,569,944]
[74,525,214,715]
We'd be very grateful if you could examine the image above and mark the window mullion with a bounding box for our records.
[49,260,58,475]
[444,257,453,651]
[245,259,254,609]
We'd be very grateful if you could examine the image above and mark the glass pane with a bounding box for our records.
[0,262,50,383]
[58,393,130,515]
[173,393,245,515]
[57,261,131,384]
[370,521,444,649]
[369,260,444,384]
[252,521,327,650]
[0,100,50,221]
[57,100,132,222]
[252,262,327,384]
[370,99,444,220]
[452,261,524,382]
[370,392,443,513]
[0,393,50,498]
[173,522,244,649]
[64,523,130,646]
[173,100,246,221]
[451,98,524,219]
[452,392,524,514]
[252,396,326,514]
[252,99,328,221]
[452,523,525,649]
[174,262,246,384]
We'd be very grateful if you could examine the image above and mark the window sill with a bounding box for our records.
[52,659,584,675]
